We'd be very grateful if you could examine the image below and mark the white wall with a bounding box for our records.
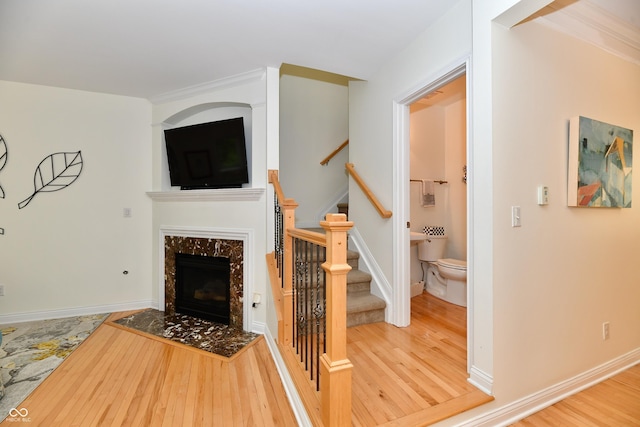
[350,0,640,423]
[279,74,349,227]
[349,0,471,280]
[0,81,153,320]
[439,4,640,425]
[149,70,273,333]
[443,99,467,261]
[489,17,640,401]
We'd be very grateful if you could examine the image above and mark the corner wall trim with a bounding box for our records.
[468,365,494,395]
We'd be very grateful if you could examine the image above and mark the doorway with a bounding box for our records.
[409,75,467,302]
[392,62,470,372]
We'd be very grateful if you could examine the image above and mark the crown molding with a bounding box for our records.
[149,68,266,104]
[536,1,640,66]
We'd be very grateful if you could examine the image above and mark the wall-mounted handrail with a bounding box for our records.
[320,139,349,165]
[345,162,392,219]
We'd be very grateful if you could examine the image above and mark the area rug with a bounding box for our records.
[112,309,258,358]
[0,313,108,420]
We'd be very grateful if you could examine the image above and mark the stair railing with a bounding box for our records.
[345,162,392,218]
[320,139,349,165]
[267,169,353,427]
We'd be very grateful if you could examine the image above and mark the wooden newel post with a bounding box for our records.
[320,213,353,426]
[281,198,298,346]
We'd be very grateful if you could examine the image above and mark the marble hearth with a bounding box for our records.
[160,226,252,331]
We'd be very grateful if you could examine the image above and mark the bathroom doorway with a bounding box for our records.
[409,75,467,301]
[392,62,470,373]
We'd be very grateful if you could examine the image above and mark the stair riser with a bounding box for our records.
[347,309,385,328]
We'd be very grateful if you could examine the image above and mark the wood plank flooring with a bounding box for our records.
[510,363,640,426]
[1,312,297,427]
[349,291,492,426]
[3,295,635,426]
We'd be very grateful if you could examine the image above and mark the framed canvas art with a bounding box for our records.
[568,116,633,208]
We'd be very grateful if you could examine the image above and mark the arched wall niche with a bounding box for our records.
[163,102,252,126]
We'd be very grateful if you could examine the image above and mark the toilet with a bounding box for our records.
[417,234,467,307]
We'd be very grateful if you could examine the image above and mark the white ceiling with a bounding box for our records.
[0,0,455,99]
[0,1,637,100]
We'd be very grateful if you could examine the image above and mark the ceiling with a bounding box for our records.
[0,1,637,101]
[0,0,454,99]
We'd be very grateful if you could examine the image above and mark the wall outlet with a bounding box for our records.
[0,284,4,296]
[602,322,610,340]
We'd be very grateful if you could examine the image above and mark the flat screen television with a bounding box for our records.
[164,117,249,189]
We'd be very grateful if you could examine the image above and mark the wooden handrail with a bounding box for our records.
[288,228,327,247]
[268,169,286,202]
[320,139,349,165]
[345,163,392,219]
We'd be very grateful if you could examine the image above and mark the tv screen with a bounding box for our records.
[164,117,249,189]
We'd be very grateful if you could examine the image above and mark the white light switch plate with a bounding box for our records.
[512,206,521,227]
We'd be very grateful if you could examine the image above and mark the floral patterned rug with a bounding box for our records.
[0,314,108,421]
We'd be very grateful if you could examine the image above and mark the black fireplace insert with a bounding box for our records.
[174,253,231,325]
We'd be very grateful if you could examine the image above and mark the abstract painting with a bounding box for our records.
[568,116,633,208]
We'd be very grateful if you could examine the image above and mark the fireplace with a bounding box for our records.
[162,230,247,330]
[175,253,231,324]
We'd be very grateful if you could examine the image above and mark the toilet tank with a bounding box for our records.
[417,235,447,261]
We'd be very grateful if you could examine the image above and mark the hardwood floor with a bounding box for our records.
[349,291,492,426]
[3,296,635,426]
[1,312,297,427]
[510,364,640,426]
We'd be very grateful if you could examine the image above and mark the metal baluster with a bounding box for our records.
[315,244,325,390]
[304,240,310,372]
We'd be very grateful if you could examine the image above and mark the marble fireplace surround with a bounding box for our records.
[159,226,253,331]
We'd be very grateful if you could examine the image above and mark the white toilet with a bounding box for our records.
[417,235,467,307]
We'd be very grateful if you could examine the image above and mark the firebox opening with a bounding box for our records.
[175,253,231,325]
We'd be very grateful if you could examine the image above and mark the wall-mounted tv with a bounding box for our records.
[164,117,249,190]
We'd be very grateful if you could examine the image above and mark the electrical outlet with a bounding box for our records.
[603,322,610,340]
[0,284,4,296]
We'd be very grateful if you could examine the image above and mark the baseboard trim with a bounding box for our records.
[468,365,493,395]
[348,226,392,313]
[0,300,155,324]
[459,348,640,427]
[263,327,312,427]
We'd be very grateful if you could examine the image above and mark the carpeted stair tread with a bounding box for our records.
[346,291,386,327]
[347,269,373,293]
[347,291,386,311]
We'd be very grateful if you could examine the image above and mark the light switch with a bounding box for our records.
[512,206,521,227]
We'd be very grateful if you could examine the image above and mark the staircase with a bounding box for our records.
[346,249,386,327]
[305,225,386,327]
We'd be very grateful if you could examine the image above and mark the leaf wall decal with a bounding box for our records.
[18,151,83,209]
[0,134,7,199]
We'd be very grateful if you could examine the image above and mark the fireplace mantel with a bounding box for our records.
[147,187,264,202]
